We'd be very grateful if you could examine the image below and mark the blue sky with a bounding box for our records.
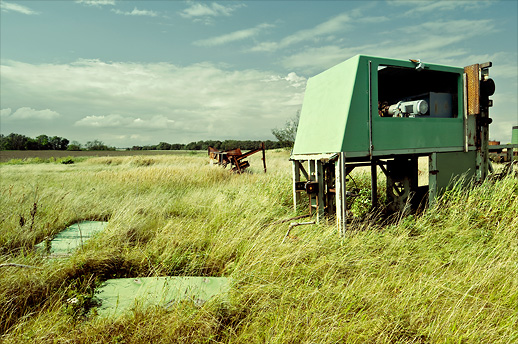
[1,0,517,147]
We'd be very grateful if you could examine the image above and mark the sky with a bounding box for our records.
[1,0,517,147]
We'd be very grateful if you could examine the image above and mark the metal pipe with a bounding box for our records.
[370,160,378,209]
[368,60,373,157]
[340,152,347,235]
[468,72,472,152]
[368,60,377,209]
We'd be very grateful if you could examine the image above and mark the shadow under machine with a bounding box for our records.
[290,55,509,232]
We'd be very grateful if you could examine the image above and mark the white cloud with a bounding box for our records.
[0,59,305,145]
[414,18,495,35]
[75,114,176,129]
[283,12,352,46]
[194,23,274,47]
[280,45,367,72]
[2,107,60,120]
[179,2,245,24]
[356,16,389,24]
[251,12,353,52]
[75,0,115,7]
[128,116,176,129]
[112,7,159,17]
[250,11,387,53]
[75,114,128,127]
[284,72,306,88]
[387,0,492,16]
[281,18,497,73]
[263,72,306,89]
[0,108,12,117]
[249,41,279,53]
[0,1,38,15]
[180,2,238,17]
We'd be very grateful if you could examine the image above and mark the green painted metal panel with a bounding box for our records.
[342,55,370,153]
[372,117,463,151]
[292,56,361,155]
[435,151,476,192]
[35,221,108,256]
[96,276,231,317]
[513,126,518,144]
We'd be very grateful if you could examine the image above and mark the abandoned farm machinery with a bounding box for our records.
[208,142,267,173]
[290,55,517,233]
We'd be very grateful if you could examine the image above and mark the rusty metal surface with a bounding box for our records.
[464,64,480,115]
[208,142,266,173]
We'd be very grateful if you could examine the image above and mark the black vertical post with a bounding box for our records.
[371,159,378,209]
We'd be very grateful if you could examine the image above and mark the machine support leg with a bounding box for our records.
[261,142,267,173]
[479,117,490,181]
[370,159,378,209]
[468,72,469,153]
[336,153,347,235]
[429,153,438,206]
[308,160,316,181]
[308,160,316,216]
[316,160,325,222]
[292,161,301,212]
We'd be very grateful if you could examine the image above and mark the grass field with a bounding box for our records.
[0,149,204,163]
[0,151,517,343]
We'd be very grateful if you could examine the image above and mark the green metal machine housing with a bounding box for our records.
[293,55,465,156]
[290,55,508,233]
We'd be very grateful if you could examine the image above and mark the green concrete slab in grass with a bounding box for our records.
[36,221,108,256]
[96,276,231,317]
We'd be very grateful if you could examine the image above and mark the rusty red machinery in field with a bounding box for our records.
[208,142,266,173]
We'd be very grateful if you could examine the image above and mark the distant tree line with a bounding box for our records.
[83,139,116,151]
[130,140,288,151]
[0,133,70,151]
[0,133,291,152]
[0,133,115,151]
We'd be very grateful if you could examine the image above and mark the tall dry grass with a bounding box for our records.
[0,150,516,343]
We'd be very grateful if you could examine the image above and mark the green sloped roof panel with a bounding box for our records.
[292,55,362,155]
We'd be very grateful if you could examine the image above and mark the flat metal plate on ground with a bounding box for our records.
[96,276,231,317]
[36,221,108,256]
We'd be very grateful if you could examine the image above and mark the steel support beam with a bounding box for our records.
[292,161,301,212]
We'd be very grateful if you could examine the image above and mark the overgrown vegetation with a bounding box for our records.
[0,151,516,343]
[3,156,88,165]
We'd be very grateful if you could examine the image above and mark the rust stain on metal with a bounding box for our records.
[464,64,480,115]
[208,142,266,173]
